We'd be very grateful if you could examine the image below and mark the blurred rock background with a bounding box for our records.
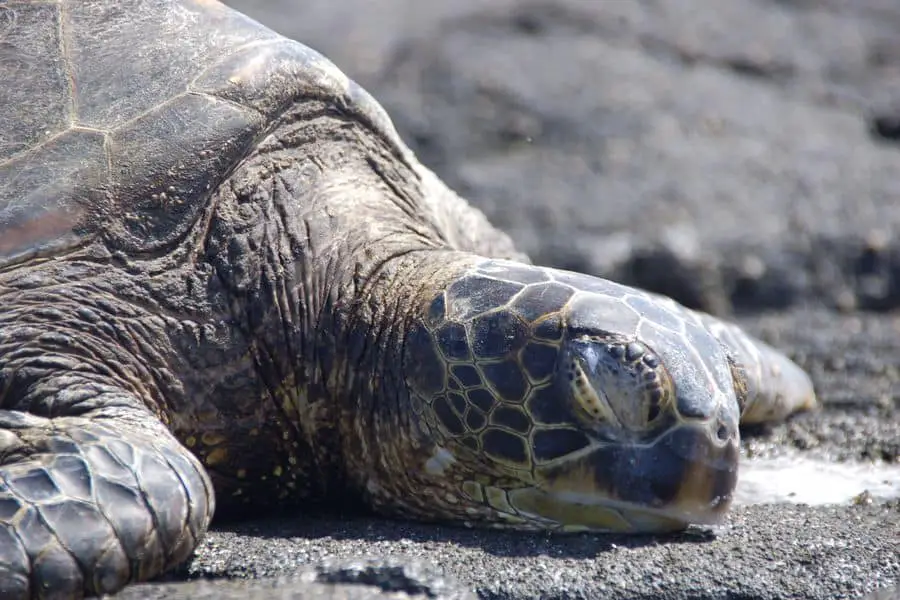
[228,0,900,316]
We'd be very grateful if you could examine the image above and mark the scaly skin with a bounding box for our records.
[0,266,219,597]
[0,102,520,597]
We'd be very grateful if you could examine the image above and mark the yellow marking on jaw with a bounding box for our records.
[507,487,631,531]
[185,436,197,448]
[463,480,484,503]
[273,465,283,477]
[485,486,515,513]
[498,513,527,524]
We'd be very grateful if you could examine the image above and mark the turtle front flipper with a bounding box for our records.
[0,406,213,599]
[695,314,817,425]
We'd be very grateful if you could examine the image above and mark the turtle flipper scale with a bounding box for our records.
[0,409,213,599]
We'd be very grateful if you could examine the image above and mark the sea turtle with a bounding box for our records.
[0,0,817,597]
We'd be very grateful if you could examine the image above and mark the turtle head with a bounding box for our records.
[513,331,740,533]
[404,260,740,533]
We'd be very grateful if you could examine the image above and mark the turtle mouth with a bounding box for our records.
[509,423,739,533]
[507,485,730,533]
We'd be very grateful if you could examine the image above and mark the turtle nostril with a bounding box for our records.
[716,422,730,442]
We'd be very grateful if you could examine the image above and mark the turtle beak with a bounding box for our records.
[642,421,739,525]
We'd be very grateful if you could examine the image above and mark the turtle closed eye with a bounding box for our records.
[565,337,674,432]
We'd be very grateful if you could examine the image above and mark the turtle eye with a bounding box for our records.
[564,337,675,433]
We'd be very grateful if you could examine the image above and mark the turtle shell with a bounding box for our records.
[0,0,401,268]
